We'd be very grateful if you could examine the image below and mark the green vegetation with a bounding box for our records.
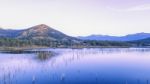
[0,38,132,51]
[128,37,150,47]
[83,40,131,47]
[0,38,67,47]
[1,37,150,51]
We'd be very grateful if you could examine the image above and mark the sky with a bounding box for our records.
[0,0,150,36]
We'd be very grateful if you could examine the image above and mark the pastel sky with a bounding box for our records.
[0,0,150,36]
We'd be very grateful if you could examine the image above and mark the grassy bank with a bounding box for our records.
[0,46,49,52]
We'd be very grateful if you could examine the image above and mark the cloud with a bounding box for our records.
[128,4,150,11]
[108,4,150,12]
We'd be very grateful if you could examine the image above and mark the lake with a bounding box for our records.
[0,48,150,84]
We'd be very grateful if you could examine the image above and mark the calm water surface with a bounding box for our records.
[0,48,150,84]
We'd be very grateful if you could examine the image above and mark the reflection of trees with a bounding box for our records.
[36,51,54,61]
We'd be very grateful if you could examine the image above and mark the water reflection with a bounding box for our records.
[36,51,55,61]
[0,48,150,84]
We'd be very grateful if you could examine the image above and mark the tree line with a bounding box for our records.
[0,38,133,48]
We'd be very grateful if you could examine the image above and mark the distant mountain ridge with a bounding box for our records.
[78,33,150,41]
[0,28,23,38]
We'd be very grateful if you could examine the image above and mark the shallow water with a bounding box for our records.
[0,48,150,84]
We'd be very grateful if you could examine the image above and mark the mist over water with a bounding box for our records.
[0,48,150,84]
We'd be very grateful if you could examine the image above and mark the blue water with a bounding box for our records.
[0,48,150,84]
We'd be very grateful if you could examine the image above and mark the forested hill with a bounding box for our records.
[0,24,82,48]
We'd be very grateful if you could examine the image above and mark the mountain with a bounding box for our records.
[17,24,78,41]
[0,24,79,42]
[78,33,150,41]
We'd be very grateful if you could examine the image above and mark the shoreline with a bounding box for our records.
[0,46,150,52]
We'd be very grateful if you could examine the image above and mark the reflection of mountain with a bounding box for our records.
[78,33,150,41]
